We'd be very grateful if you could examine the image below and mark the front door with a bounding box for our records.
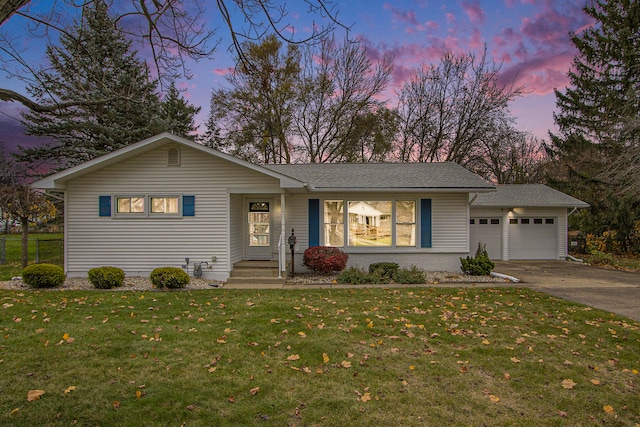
[245,200,272,260]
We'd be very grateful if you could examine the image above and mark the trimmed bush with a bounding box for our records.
[336,267,369,285]
[392,266,426,284]
[88,266,125,289]
[22,264,66,288]
[303,246,349,274]
[150,267,190,289]
[460,242,494,276]
[368,262,399,280]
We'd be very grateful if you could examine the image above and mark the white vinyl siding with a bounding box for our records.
[64,144,281,280]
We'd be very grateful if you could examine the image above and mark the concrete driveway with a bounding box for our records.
[493,260,640,321]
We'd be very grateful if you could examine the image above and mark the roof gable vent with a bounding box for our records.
[167,147,181,166]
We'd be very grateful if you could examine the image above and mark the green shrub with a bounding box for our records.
[150,267,190,289]
[368,262,399,280]
[460,256,494,276]
[303,246,349,274]
[460,242,495,276]
[336,267,369,285]
[22,263,66,288]
[392,266,426,284]
[88,266,125,289]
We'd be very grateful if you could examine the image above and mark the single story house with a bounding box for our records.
[33,133,588,281]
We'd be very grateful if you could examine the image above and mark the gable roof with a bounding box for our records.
[264,163,495,192]
[471,184,589,208]
[32,133,305,190]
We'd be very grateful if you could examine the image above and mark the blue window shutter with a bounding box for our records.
[308,199,320,247]
[183,195,195,216]
[99,196,111,217]
[420,199,432,248]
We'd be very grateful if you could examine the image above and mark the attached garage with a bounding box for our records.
[508,217,556,259]
[469,185,589,261]
[470,217,502,259]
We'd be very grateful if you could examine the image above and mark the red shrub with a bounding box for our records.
[303,246,349,274]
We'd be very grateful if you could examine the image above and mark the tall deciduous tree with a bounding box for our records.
[294,37,393,163]
[15,0,163,172]
[550,0,639,251]
[395,47,524,166]
[206,34,301,163]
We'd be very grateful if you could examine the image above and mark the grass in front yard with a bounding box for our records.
[1,287,639,426]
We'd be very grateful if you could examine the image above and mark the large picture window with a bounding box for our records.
[348,201,392,246]
[322,200,416,248]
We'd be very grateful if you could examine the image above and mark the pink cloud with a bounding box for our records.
[212,68,231,76]
[497,49,576,95]
[461,0,486,24]
[446,13,455,24]
[383,3,420,26]
[469,28,484,49]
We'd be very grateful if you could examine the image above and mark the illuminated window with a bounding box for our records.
[117,197,145,214]
[396,201,416,246]
[151,197,179,214]
[324,201,344,247]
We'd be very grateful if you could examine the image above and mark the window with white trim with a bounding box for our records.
[151,196,179,214]
[322,199,416,248]
[324,200,344,247]
[116,196,145,214]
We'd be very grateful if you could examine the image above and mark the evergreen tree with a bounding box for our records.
[159,82,201,138]
[549,0,640,252]
[16,0,163,172]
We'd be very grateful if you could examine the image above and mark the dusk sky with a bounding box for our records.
[0,0,593,155]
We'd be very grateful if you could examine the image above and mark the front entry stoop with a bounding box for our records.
[226,260,286,286]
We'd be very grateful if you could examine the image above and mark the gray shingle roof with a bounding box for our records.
[471,184,589,208]
[264,162,494,191]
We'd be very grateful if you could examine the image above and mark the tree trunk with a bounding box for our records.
[20,215,29,268]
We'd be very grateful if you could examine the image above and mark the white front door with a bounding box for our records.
[245,200,272,260]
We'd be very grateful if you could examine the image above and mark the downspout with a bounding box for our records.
[566,206,583,262]
[279,193,286,278]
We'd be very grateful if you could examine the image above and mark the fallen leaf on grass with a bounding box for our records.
[249,387,260,395]
[64,386,76,394]
[510,357,520,363]
[603,405,615,414]
[489,395,500,403]
[27,390,45,402]
[360,393,372,402]
[590,379,600,385]
[113,401,120,409]
[322,353,330,363]
[561,379,576,389]
[341,361,352,368]
[287,354,300,361]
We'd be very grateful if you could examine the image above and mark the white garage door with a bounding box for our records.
[509,217,557,259]
[470,218,502,260]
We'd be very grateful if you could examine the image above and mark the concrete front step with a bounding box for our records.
[225,276,286,285]
[228,260,285,285]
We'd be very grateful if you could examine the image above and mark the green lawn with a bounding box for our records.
[0,233,63,280]
[1,287,638,426]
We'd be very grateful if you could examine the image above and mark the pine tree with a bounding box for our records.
[17,0,163,171]
[549,0,640,252]
[554,0,639,146]
[159,82,201,138]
